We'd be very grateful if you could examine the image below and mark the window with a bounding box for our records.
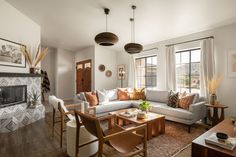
[135,55,157,88]
[176,48,200,93]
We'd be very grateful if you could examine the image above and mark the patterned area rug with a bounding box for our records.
[103,121,206,157]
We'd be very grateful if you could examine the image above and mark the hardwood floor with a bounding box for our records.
[0,112,68,157]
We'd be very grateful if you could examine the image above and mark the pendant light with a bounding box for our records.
[124,5,143,54]
[95,8,119,46]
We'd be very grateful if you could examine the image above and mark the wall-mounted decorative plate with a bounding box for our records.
[105,70,112,77]
[98,64,105,72]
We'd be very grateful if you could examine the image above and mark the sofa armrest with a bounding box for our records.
[189,101,206,113]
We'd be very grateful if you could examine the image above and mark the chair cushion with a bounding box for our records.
[146,89,169,103]
[150,102,193,120]
[95,101,132,114]
[85,92,98,107]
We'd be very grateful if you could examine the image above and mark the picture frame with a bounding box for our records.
[0,38,26,68]
[118,65,125,80]
[227,49,236,77]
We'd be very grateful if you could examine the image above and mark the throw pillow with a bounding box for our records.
[117,88,130,100]
[84,92,98,107]
[167,91,179,108]
[104,89,118,101]
[132,88,146,100]
[96,90,109,105]
[179,91,187,99]
[178,94,195,109]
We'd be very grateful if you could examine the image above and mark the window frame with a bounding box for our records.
[135,55,157,88]
[175,48,200,93]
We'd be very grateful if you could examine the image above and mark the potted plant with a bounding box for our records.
[21,45,49,74]
[27,90,40,108]
[139,101,151,112]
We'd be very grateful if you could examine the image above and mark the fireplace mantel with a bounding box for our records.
[0,72,43,77]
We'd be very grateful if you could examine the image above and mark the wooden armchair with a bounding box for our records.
[74,110,147,157]
[49,96,96,148]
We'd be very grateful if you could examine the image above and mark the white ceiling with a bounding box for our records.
[6,0,236,52]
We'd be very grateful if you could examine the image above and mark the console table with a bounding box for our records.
[205,104,228,126]
[192,118,236,157]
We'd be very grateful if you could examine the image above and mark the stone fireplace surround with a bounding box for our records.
[0,73,45,133]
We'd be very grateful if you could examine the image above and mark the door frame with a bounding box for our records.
[76,59,92,94]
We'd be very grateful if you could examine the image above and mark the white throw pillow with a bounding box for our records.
[104,89,118,101]
[96,90,109,105]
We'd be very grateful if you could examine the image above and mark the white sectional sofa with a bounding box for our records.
[79,89,207,132]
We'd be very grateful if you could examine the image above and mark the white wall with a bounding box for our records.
[55,48,75,99]
[94,45,117,90]
[0,0,40,73]
[117,23,236,117]
[41,47,56,99]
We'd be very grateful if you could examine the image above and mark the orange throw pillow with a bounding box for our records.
[132,88,146,100]
[117,88,130,100]
[85,92,98,107]
[179,94,195,109]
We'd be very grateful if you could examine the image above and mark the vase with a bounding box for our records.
[209,94,217,105]
[30,67,36,74]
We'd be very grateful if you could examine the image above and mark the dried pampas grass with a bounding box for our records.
[20,45,48,68]
[208,75,223,94]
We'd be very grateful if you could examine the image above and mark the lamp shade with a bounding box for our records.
[124,43,143,54]
[95,32,119,46]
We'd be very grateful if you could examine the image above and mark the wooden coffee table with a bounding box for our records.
[109,108,165,140]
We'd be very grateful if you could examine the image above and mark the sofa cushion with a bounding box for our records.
[104,89,118,101]
[179,95,195,109]
[95,100,133,114]
[167,91,179,108]
[146,89,169,103]
[78,92,87,101]
[132,88,146,100]
[150,102,193,120]
[117,88,130,100]
[85,92,98,107]
[96,90,109,105]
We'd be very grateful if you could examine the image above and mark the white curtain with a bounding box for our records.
[200,38,215,98]
[166,46,176,90]
[128,55,136,88]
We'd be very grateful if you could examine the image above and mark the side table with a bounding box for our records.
[205,104,228,126]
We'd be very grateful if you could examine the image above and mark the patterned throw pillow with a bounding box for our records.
[178,94,195,109]
[85,92,98,107]
[117,88,130,100]
[167,91,179,108]
[132,88,146,100]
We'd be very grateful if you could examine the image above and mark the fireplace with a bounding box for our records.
[0,85,27,108]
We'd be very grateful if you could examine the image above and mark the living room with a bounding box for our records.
[1,0,236,157]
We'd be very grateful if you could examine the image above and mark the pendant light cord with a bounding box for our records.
[106,14,108,32]
[133,8,135,43]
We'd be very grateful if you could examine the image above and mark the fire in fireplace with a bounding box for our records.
[0,85,27,108]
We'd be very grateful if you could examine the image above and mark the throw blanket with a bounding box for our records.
[41,70,50,93]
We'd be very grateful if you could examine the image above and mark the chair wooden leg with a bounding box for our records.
[98,141,103,157]
[143,126,147,157]
[52,108,55,137]
[60,112,64,148]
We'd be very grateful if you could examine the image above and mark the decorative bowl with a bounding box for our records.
[216,132,228,141]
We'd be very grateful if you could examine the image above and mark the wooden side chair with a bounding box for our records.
[74,110,147,157]
[49,95,96,148]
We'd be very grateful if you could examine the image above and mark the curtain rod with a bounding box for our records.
[142,47,158,52]
[165,36,214,47]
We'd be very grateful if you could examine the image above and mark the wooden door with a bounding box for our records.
[76,60,92,93]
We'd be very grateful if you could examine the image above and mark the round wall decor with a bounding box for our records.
[105,70,112,77]
[98,64,105,72]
